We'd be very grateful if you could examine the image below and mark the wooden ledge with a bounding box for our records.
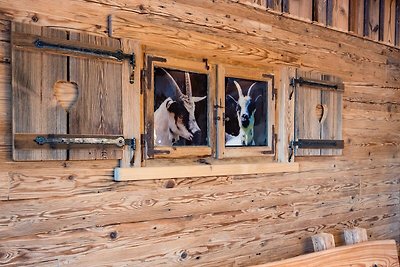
[114,162,299,181]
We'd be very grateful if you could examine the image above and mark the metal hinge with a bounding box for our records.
[33,134,135,149]
[272,88,278,101]
[34,39,136,83]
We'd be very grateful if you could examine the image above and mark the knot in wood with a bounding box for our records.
[109,231,118,240]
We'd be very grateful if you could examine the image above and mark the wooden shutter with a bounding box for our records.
[293,70,343,156]
[12,23,124,161]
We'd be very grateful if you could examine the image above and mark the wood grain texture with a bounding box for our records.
[383,0,397,44]
[331,0,349,31]
[11,23,69,160]
[251,240,399,267]
[349,0,364,35]
[115,162,299,181]
[287,0,312,20]
[365,0,381,40]
[68,32,123,160]
[313,0,327,24]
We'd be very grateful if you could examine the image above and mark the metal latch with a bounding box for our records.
[34,134,135,149]
[289,139,344,162]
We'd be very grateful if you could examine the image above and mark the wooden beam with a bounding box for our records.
[114,162,299,181]
[250,240,399,267]
[311,233,336,251]
[344,227,368,245]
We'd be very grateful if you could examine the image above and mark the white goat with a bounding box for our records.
[226,81,261,146]
[154,69,206,146]
[154,97,193,145]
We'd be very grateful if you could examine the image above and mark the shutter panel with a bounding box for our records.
[68,32,123,160]
[12,23,68,161]
[12,23,124,161]
[294,70,343,156]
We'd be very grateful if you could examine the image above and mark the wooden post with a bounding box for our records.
[344,227,368,245]
[311,233,336,252]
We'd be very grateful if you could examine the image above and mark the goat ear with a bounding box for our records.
[165,99,176,110]
[192,96,207,102]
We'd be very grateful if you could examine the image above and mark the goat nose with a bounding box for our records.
[241,117,250,128]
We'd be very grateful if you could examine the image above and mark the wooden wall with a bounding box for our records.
[0,0,399,266]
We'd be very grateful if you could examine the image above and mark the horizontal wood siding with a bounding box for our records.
[0,0,399,266]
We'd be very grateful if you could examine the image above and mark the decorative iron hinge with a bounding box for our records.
[34,134,136,149]
[34,39,136,83]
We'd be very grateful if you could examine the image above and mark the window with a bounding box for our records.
[290,69,344,158]
[143,55,215,160]
[216,65,276,159]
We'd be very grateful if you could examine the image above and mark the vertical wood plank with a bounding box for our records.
[40,28,68,161]
[288,0,313,20]
[216,64,225,159]
[395,0,400,45]
[294,70,321,156]
[69,32,123,160]
[313,0,328,24]
[143,54,154,161]
[383,0,396,44]
[120,39,140,167]
[277,67,295,163]
[249,0,267,8]
[12,23,42,161]
[349,0,365,35]
[365,0,381,40]
[320,75,342,156]
[12,23,67,161]
[331,0,350,31]
[267,0,282,11]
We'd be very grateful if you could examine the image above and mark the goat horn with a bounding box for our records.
[233,80,244,98]
[247,82,257,96]
[161,68,184,99]
[185,72,192,98]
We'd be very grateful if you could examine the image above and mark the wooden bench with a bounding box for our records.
[253,240,399,267]
[251,229,399,267]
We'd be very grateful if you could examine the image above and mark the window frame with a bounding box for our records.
[143,54,216,161]
[216,65,276,159]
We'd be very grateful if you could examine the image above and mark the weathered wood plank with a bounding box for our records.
[331,0,349,31]
[313,0,327,24]
[68,32,123,160]
[349,0,364,35]
[115,163,300,181]
[287,0,312,20]
[365,0,381,40]
[384,0,397,44]
[252,240,399,267]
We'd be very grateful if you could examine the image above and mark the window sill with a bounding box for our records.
[114,162,299,181]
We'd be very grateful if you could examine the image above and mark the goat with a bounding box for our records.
[225,80,262,146]
[154,68,206,146]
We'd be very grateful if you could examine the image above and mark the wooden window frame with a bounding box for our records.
[143,54,216,161]
[216,65,276,159]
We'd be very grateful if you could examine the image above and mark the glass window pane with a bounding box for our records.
[154,67,208,146]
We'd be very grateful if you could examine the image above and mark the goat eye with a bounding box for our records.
[236,105,241,112]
